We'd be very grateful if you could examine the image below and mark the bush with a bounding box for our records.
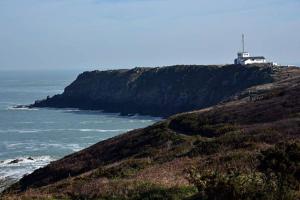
[187,142,300,200]
[258,142,300,200]
[187,168,273,200]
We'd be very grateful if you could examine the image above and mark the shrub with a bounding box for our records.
[187,168,273,200]
[187,142,300,200]
[258,142,300,200]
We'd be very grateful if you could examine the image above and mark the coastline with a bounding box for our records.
[0,70,160,194]
[30,64,274,117]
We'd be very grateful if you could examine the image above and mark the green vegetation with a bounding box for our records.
[96,184,197,200]
[91,158,152,179]
[187,142,300,200]
[169,114,238,137]
[258,142,300,200]
[39,183,196,200]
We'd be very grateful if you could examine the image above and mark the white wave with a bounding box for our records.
[19,130,41,133]
[0,156,54,180]
[80,136,95,139]
[0,156,52,167]
[60,108,80,112]
[4,141,86,153]
[129,114,162,121]
[0,129,41,134]
[128,119,155,123]
[31,142,84,152]
[50,143,80,150]
[66,144,83,152]
[80,119,155,125]
[79,120,113,124]
[14,121,34,124]
[0,128,131,134]
[79,128,131,132]
[6,106,39,111]
[4,142,30,149]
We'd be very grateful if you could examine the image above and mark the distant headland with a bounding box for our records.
[29,64,282,117]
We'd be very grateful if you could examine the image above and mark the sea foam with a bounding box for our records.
[6,106,39,111]
[0,156,54,181]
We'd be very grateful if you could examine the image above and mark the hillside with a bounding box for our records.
[30,64,274,116]
[2,66,300,200]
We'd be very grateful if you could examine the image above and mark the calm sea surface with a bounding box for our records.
[0,70,159,188]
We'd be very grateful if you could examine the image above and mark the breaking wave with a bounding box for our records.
[0,155,54,188]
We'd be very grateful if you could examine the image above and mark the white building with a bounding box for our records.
[234,35,267,65]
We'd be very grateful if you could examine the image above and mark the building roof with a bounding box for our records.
[242,56,265,60]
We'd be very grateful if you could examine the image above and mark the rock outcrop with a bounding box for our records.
[31,64,274,116]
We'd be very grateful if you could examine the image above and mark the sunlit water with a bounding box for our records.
[0,70,159,189]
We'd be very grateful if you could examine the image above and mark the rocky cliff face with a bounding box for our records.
[32,64,273,116]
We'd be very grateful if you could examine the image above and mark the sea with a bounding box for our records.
[0,70,159,190]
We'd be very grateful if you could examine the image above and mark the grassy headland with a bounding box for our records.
[2,65,300,200]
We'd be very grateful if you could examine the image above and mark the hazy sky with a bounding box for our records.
[0,0,299,70]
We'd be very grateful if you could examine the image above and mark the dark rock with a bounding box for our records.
[31,64,274,117]
[13,105,28,109]
[8,159,22,164]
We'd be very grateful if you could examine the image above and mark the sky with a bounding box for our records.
[0,0,299,70]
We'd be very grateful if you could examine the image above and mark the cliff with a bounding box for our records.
[3,66,300,200]
[31,64,274,116]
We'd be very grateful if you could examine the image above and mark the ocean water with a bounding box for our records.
[0,70,159,189]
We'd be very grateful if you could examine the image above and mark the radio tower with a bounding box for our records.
[242,34,245,52]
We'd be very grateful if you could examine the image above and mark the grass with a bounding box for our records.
[91,158,152,179]
[3,182,197,200]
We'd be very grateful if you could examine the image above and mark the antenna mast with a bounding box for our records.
[242,34,245,52]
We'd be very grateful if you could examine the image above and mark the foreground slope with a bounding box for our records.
[31,64,273,116]
[2,66,300,199]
